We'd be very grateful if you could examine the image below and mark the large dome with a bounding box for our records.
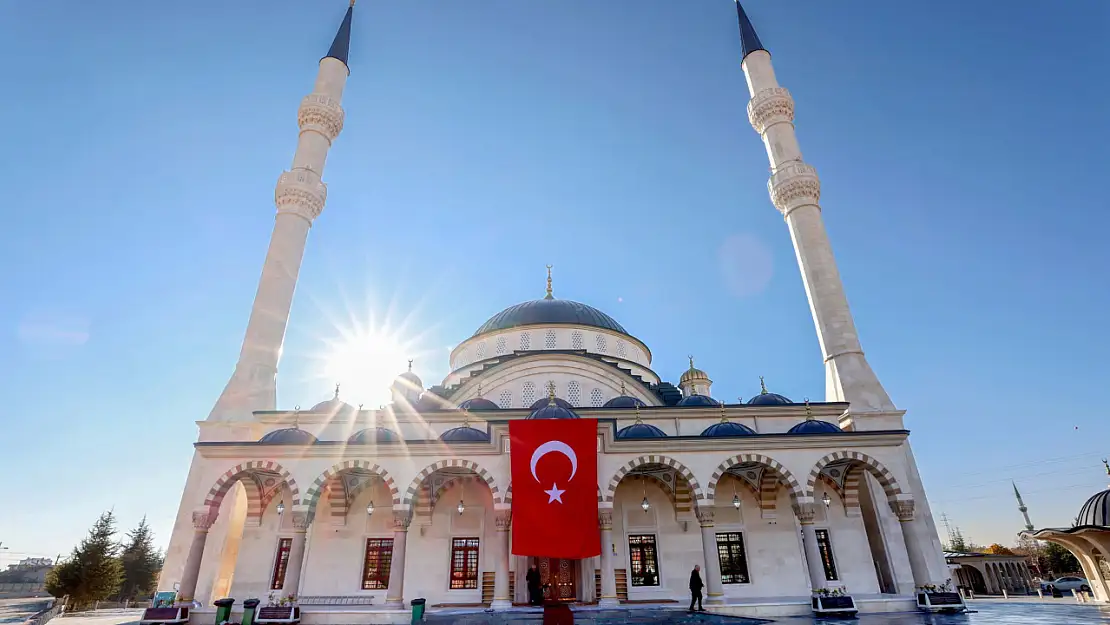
[474,298,627,337]
[1076,489,1110,528]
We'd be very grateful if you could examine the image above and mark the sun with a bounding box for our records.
[322,327,411,407]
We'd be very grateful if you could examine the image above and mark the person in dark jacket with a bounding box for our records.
[689,564,705,612]
[526,565,542,605]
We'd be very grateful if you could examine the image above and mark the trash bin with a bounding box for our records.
[241,599,261,625]
[410,598,426,624]
[213,598,235,625]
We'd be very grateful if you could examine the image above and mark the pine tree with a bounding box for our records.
[45,510,124,609]
[118,517,162,602]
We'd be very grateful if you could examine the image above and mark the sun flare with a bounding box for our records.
[322,328,411,407]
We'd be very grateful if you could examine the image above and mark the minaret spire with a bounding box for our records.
[734,2,766,61]
[1013,481,1034,532]
[207,4,354,420]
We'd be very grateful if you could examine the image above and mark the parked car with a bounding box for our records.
[1040,576,1091,593]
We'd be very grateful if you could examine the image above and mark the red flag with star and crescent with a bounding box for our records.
[510,418,600,558]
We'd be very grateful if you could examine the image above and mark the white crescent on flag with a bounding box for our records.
[529,440,578,483]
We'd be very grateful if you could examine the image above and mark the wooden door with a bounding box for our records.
[539,558,578,601]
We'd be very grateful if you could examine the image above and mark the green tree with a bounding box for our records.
[1042,542,1080,578]
[45,510,124,609]
[118,517,162,602]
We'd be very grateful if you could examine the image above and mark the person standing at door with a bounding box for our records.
[689,564,705,612]
[526,565,542,605]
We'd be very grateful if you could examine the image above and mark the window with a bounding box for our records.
[361,538,393,590]
[571,331,584,349]
[815,529,839,581]
[519,333,531,351]
[567,381,581,405]
[521,382,536,406]
[716,532,750,584]
[449,537,480,589]
[545,330,557,349]
[495,336,506,355]
[498,390,512,409]
[628,534,660,587]
[270,538,292,590]
[590,388,604,407]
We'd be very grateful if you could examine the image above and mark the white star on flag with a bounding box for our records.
[544,483,566,504]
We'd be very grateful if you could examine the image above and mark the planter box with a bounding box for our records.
[255,606,301,624]
[139,607,189,625]
[811,595,857,617]
[916,592,966,613]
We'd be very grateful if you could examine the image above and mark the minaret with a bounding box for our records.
[1013,481,1034,532]
[735,2,895,414]
[208,3,355,421]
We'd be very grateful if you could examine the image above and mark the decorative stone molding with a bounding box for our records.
[598,510,613,530]
[297,93,345,142]
[495,510,512,531]
[696,509,715,528]
[768,161,821,215]
[291,509,312,531]
[393,510,413,531]
[747,87,795,134]
[890,500,916,522]
[192,510,216,531]
[275,169,328,221]
[792,502,817,525]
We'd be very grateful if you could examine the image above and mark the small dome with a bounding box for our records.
[701,422,757,437]
[787,420,842,435]
[528,402,580,420]
[394,361,423,390]
[603,395,647,409]
[679,357,711,384]
[678,394,718,407]
[347,427,401,444]
[311,385,356,414]
[439,426,491,442]
[1076,489,1110,528]
[259,428,318,445]
[529,397,575,410]
[459,397,500,411]
[616,423,667,439]
[747,376,792,405]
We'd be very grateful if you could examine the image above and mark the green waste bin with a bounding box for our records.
[213,598,235,625]
[410,598,426,623]
[241,599,261,625]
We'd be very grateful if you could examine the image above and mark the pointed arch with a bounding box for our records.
[602,455,703,504]
[303,460,401,516]
[706,453,804,507]
[403,459,501,505]
[806,451,904,502]
[202,460,301,515]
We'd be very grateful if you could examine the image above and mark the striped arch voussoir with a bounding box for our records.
[707,453,804,506]
[202,460,300,512]
[806,451,903,503]
[603,455,703,504]
[402,459,501,505]
[304,460,401,514]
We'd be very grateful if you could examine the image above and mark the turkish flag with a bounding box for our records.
[510,418,600,558]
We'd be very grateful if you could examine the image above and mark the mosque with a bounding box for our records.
[157,2,951,620]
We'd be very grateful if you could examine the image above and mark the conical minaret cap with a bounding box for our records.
[324,2,355,68]
[735,1,767,61]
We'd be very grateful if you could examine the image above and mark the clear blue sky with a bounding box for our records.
[2,0,1108,564]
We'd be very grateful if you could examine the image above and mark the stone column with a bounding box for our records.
[178,511,216,603]
[385,510,411,608]
[696,509,725,604]
[598,509,619,608]
[281,510,311,596]
[793,502,827,590]
[890,500,930,587]
[491,509,512,610]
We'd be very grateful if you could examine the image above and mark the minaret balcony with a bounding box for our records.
[298,94,345,142]
[768,161,821,215]
[747,87,794,134]
[275,169,328,221]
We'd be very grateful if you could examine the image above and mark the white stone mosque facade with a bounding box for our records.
[157,3,952,620]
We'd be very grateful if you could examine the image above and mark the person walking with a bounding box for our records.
[689,564,705,612]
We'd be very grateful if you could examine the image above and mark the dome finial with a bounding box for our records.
[407,359,413,372]
[620,380,627,395]
[804,397,814,421]
[759,375,768,394]
[719,401,728,424]
[476,383,483,398]
[544,265,554,300]
[334,383,341,399]
[688,355,695,370]
[634,404,643,424]
[546,380,557,406]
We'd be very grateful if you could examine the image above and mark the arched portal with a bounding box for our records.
[707,454,804,522]
[806,451,904,503]
[602,455,703,505]
[202,460,301,519]
[303,460,400,523]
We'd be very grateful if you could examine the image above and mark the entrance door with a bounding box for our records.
[539,558,578,601]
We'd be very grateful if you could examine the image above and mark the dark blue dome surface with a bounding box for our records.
[787,420,842,435]
[459,398,500,411]
[616,423,667,439]
[474,298,627,337]
[603,396,647,409]
[701,422,757,437]
[529,397,574,410]
[440,427,491,442]
[677,394,719,407]
[347,427,400,444]
[1076,489,1110,528]
[528,403,580,420]
[259,428,318,445]
[747,393,792,406]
